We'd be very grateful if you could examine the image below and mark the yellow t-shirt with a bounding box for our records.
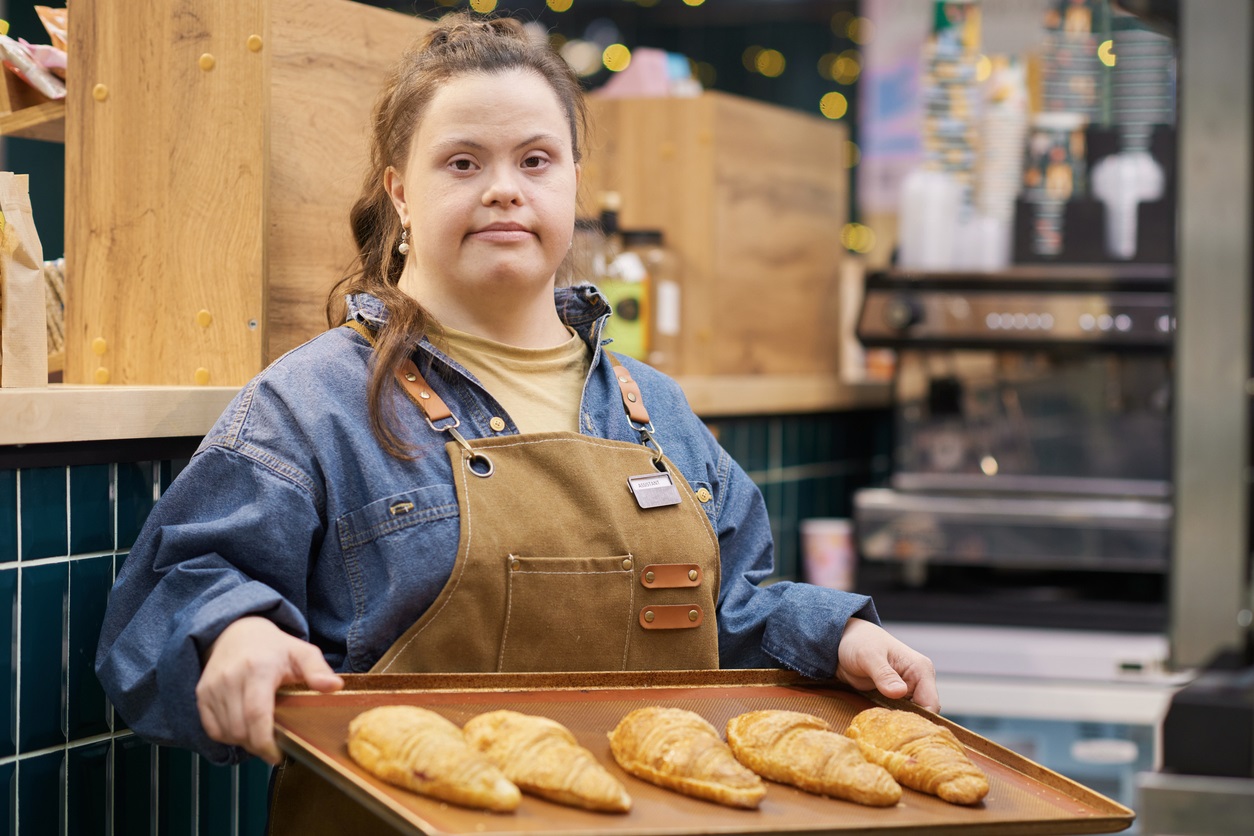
[434,325,590,434]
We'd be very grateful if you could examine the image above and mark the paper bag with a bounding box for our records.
[0,172,48,387]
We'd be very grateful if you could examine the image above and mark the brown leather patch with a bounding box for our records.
[640,564,701,589]
[639,604,703,630]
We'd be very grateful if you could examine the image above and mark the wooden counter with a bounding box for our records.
[0,378,890,446]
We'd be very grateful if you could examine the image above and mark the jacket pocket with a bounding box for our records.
[498,554,634,672]
[336,485,458,554]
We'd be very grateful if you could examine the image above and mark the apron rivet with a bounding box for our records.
[644,571,655,583]
[618,375,628,383]
[404,373,417,382]
[688,609,699,622]
[644,610,655,623]
[622,557,633,570]
[627,392,637,403]
[420,391,431,399]
[510,559,521,571]
[688,569,698,581]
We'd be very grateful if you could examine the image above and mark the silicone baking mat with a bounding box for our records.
[274,669,1133,836]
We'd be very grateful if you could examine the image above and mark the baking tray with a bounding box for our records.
[274,669,1134,836]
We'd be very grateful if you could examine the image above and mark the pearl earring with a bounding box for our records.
[398,227,410,256]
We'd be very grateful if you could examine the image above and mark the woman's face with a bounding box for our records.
[387,68,580,304]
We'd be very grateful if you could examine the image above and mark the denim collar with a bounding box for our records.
[345,285,613,350]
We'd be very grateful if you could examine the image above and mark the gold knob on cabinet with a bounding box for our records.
[92,84,109,102]
[91,337,107,356]
[196,310,212,328]
[94,367,110,384]
[194,367,210,385]
[199,53,216,71]
[247,34,264,52]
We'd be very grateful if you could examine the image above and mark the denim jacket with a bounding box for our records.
[95,286,877,764]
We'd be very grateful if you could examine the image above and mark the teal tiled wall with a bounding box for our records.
[0,407,888,834]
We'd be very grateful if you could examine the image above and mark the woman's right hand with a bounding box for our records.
[196,616,345,764]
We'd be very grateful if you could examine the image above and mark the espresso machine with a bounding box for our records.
[853,263,1174,634]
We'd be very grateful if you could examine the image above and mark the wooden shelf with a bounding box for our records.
[0,100,65,142]
[677,375,892,418]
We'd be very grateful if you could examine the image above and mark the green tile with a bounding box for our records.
[20,563,67,751]
[68,556,113,740]
[157,746,197,836]
[116,462,156,551]
[69,464,113,554]
[114,736,154,836]
[0,470,16,563]
[746,419,769,473]
[0,760,12,833]
[239,758,274,836]
[18,749,63,836]
[19,466,67,560]
[0,568,13,758]
[199,758,235,835]
[67,740,110,836]
[160,458,192,494]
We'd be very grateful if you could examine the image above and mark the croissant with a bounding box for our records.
[608,706,766,809]
[845,707,989,805]
[462,710,632,813]
[347,705,521,812]
[725,710,901,806]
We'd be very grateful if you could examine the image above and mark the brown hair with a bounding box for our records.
[326,11,588,458]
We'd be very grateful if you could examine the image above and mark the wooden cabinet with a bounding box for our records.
[582,93,856,403]
[64,0,430,386]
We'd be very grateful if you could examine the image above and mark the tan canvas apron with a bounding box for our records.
[267,342,721,834]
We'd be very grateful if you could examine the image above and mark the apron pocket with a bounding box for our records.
[499,555,635,672]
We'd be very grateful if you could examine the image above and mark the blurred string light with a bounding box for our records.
[975,54,992,82]
[830,10,854,35]
[549,32,568,50]
[847,17,875,45]
[840,222,876,253]
[603,43,632,72]
[561,39,604,77]
[682,0,706,7]
[819,91,848,119]
[469,0,496,14]
[546,0,573,12]
[1098,39,1116,67]
[695,61,717,87]
[756,49,785,77]
[844,140,861,168]
[742,45,762,73]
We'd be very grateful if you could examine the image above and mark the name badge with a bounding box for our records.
[627,472,682,509]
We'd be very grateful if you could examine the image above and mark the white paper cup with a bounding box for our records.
[800,518,856,591]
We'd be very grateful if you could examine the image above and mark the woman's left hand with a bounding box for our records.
[834,617,940,712]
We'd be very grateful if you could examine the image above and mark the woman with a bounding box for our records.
[96,11,937,831]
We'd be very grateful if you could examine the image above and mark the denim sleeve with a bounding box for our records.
[712,446,880,680]
[94,445,322,765]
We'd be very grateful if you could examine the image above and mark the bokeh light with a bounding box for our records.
[755,49,786,78]
[1098,39,1116,67]
[840,223,876,253]
[820,91,848,120]
[469,0,497,14]
[844,140,861,168]
[847,16,875,45]
[546,0,573,12]
[603,43,632,73]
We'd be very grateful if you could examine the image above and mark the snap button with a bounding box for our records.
[695,487,712,503]
[644,610,655,623]
[489,416,506,432]
[688,609,699,622]
[510,558,521,571]
[645,571,655,583]
[405,372,416,382]
[622,557,633,570]
[688,569,698,581]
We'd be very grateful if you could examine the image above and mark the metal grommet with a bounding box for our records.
[644,571,655,583]
[688,609,699,622]
[643,610,655,623]
[688,569,698,582]
[468,452,494,478]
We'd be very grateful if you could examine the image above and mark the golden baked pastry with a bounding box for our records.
[725,710,901,806]
[347,705,521,812]
[846,707,990,805]
[608,706,766,809]
[462,710,632,813]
